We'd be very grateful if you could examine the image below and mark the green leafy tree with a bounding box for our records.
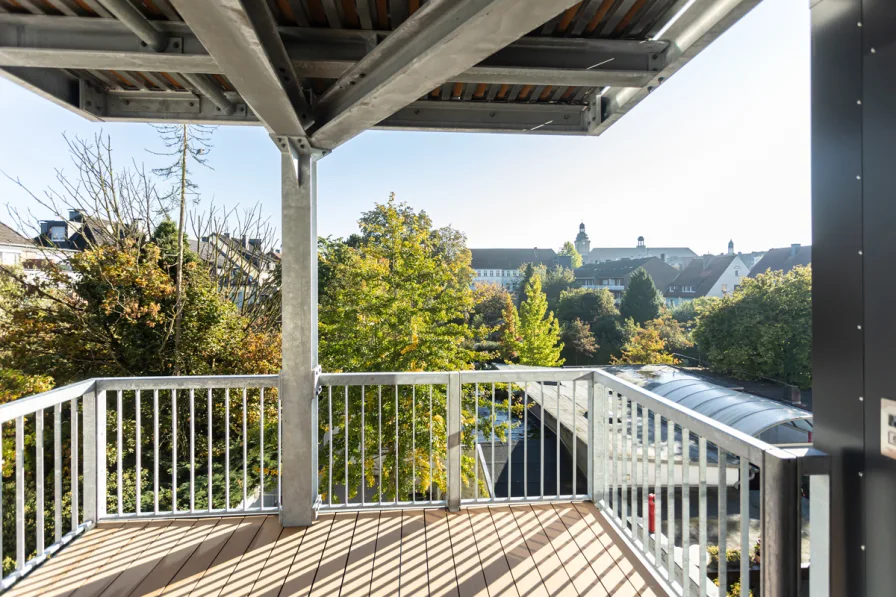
[515,262,544,307]
[499,292,521,363]
[511,274,564,366]
[693,266,812,388]
[542,266,576,311]
[559,241,583,268]
[556,287,618,323]
[561,318,598,365]
[620,268,664,325]
[470,282,512,354]
[611,320,678,365]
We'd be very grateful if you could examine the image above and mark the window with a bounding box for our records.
[721,284,729,293]
[734,269,740,276]
[50,226,65,241]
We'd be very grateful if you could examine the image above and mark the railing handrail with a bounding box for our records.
[0,378,95,424]
[594,368,778,464]
[95,374,279,391]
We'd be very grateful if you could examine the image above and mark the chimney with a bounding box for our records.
[68,209,81,221]
[660,253,666,263]
[790,243,801,257]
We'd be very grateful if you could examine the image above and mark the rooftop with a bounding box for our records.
[749,245,811,277]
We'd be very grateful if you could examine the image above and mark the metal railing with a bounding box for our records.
[0,368,828,596]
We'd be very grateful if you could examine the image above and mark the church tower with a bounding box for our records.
[575,222,590,255]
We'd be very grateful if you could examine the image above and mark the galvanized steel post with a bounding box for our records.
[447,373,462,511]
[761,448,801,596]
[279,137,320,526]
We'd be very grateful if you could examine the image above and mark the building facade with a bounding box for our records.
[574,222,590,255]
[665,254,749,306]
[575,256,679,301]
[470,248,566,290]
[582,234,697,270]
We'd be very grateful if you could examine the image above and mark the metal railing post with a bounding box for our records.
[588,370,600,503]
[761,448,801,597]
[96,389,107,520]
[447,372,461,512]
[82,386,97,523]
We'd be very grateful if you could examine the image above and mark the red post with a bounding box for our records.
[648,493,656,533]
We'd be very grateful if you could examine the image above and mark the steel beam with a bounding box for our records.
[169,0,312,136]
[378,100,587,134]
[589,0,761,136]
[310,0,584,149]
[0,66,97,120]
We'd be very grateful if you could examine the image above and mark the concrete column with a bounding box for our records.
[279,138,319,526]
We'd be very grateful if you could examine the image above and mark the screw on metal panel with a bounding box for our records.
[858,325,862,330]
[140,41,147,47]
[86,100,92,107]
[489,112,496,117]
[658,77,665,83]
[858,22,862,27]
[859,396,864,401]
[239,106,245,112]
[647,87,654,92]
[652,54,658,59]
[871,48,876,54]
[859,250,863,255]
[861,545,866,551]
[189,102,194,107]
[858,100,862,105]
[859,471,863,477]
[173,41,180,49]
[124,100,129,105]
[216,107,221,111]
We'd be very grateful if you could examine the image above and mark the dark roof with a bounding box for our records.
[470,248,558,270]
[749,245,811,277]
[588,246,697,262]
[575,257,653,279]
[665,254,739,297]
[0,221,32,246]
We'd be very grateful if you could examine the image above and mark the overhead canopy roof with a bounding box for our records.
[0,0,761,149]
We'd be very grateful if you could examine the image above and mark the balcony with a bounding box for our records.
[0,369,828,596]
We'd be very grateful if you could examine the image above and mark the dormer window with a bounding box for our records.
[50,226,66,241]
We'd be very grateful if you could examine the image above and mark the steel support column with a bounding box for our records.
[278,137,320,526]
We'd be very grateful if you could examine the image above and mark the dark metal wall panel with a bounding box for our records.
[861,1,896,595]
[810,1,866,595]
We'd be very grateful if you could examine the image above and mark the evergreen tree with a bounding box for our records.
[559,241,583,268]
[620,268,664,325]
[499,292,521,362]
[514,274,564,366]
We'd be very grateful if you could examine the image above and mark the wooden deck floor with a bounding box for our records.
[8,502,664,596]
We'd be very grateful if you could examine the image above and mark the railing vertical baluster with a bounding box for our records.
[189,388,195,513]
[0,422,3,566]
[36,408,44,557]
[667,419,675,582]
[54,402,61,541]
[698,436,707,597]
[491,382,496,500]
[474,383,479,501]
[154,390,159,515]
[682,427,690,597]
[556,382,561,499]
[117,389,123,515]
[172,389,177,513]
[15,416,25,570]
[621,396,628,530]
[586,379,596,503]
[378,386,382,504]
[361,385,365,507]
[412,386,416,504]
[225,388,230,510]
[344,386,348,506]
[718,449,727,593]
[612,393,618,519]
[642,406,649,549]
[136,390,141,515]
[523,385,528,500]
[277,387,282,509]
[446,373,461,512]
[242,388,247,510]
[740,459,750,597]
[207,388,213,511]
[540,382,545,500]
[631,401,638,535]
[571,381,576,497]
[71,397,79,529]
[508,382,513,499]
[428,385,433,501]
[328,386,332,507]
[260,387,265,508]
[85,387,99,526]
[654,413,662,567]
[394,385,399,504]
[601,385,609,505]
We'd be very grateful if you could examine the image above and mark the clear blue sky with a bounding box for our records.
[0,0,809,256]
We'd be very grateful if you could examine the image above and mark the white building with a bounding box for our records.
[664,253,749,306]
[470,248,564,290]
[583,235,698,270]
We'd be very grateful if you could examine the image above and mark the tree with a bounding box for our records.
[470,282,512,354]
[693,266,812,388]
[515,262,544,307]
[499,293,521,363]
[556,287,618,324]
[511,274,564,366]
[620,268,664,325]
[542,266,576,311]
[559,241,583,268]
[646,315,693,355]
[611,321,678,365]
[561,318,598,365]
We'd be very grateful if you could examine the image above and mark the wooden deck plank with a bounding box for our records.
[310,512,359,596]
[368,510,402,596]
[445,511,488,597]
[72,519,175,597]
[398,510,430,596]
[424,509,459,597]
[159,517,244,596]
[511,505,575,595]
[576,502,666,596]
[248,526,306,597]
[564,503,639,596]
[127,518,222,597]
[187,516,266,596]
[534,505,607,597]
[488,507,549,597]
[55,520,154,597]
[278,513,335,597]
[466,509,517,597]
[6,523,126,597]
[217,515,284,597]
[339,511,381,597]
